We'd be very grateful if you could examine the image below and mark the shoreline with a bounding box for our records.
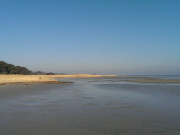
[1,74,180,85]
[0,74,117,85]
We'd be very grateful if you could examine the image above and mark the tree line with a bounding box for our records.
[0,61,54,75]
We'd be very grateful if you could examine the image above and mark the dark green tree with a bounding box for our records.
[0,61,32,75]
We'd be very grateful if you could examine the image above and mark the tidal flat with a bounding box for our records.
[0,76,180,135]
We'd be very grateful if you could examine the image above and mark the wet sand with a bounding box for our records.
[0,76,180,135]
[120,76,180,84]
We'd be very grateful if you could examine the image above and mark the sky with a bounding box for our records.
[0,0,180,75]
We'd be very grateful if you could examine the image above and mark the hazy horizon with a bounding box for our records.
[1,0,180,75]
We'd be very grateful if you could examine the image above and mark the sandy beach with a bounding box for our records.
[1,74,180,85]
[0,74,117,85]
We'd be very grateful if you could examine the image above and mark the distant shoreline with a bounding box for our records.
[0,74,117,85]
[123,79,180,84]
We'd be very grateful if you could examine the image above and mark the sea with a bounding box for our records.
[0,76,180,135]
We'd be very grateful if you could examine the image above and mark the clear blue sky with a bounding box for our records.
[0,0,180,75]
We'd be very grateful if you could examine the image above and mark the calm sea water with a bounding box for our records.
[0,76,180,135]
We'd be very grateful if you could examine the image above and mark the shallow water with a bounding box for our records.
[0,77,180,135]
